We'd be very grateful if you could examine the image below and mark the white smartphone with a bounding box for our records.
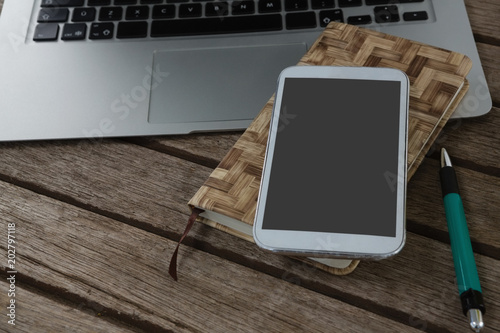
[253,66,409,259]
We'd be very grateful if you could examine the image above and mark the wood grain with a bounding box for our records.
[0,139,209,231]
[0,0,499,331]
[0,281,140,333]
[437,107,500,171]
[465,0,500,45]
[1,137,499,331]
[1,180,428,333]
[125,131,242,169]
[407,158,500,256]
[475,43,500,105]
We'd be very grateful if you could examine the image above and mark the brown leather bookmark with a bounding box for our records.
[169,207,204,281]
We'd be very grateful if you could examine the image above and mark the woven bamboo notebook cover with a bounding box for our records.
[186,22,472,276]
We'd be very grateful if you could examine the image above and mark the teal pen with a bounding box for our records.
[439,148,485,332]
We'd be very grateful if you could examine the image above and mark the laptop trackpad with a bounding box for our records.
[148,44,307,124]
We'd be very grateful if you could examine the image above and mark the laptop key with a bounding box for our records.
[38,8,69,22]
[258,0,281,13]
[117,21,148,38]
[374,5,399,23]
[311,0,335,10]
[285,0,308,12]
[89,22,115,39]
[347,15,372,25]
[206,2,229,16]
[72,8,97,22]
[403,11,428,21]
[151,14,282,37]
[365,0,390,5]
[41,0,85,7]
[88,0,112,5]
[62,23,87,40]
[114,0,137,4]
[152,5,176,18]
[126,6,150,20]
[179,4,202,17]
[367,0,423,2]
[319,9,344,27]
[232,1,255,15]
[285,12,316,29]
[33,23,59,41]
[338,0,361,7]
[99,7,124,20]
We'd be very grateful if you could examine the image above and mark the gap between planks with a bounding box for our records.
[1,181,427,333]
[1,180,499,332]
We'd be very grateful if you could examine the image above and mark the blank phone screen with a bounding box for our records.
[262,77,402,237]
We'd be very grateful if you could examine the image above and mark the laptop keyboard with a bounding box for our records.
[33,0,432,41]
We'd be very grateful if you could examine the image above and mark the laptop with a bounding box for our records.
[0,0,492,142]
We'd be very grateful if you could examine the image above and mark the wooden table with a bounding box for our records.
[1,1,499,332]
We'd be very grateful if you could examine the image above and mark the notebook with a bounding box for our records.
[0,0,491,142]
[167,22,473,280]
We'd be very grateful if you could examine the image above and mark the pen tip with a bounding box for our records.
[441,148,452,168]
[468,309,484,332]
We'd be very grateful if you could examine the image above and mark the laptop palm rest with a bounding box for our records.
[148,44,307,125]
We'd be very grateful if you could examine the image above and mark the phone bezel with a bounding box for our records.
[253,66,409,259]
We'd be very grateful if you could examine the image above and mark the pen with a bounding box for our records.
[439,148,485,332]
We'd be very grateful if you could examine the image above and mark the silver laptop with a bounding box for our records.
[0,0,492,142]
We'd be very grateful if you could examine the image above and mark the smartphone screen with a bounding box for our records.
[262,77,402,237]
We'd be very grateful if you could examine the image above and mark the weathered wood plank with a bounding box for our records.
[125,131,242,169]
[407,157,500,258]
[465,0,500,45]
[406,107,500,258]
[0,147,500,328]
[1,137,498,253]
[0,2,497,332]
[475,43,500,106]
[433,107,500,171]
[0,280,141,333]
[0,139,209,230]
[0,181,425,333]
[187,219,500,332]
